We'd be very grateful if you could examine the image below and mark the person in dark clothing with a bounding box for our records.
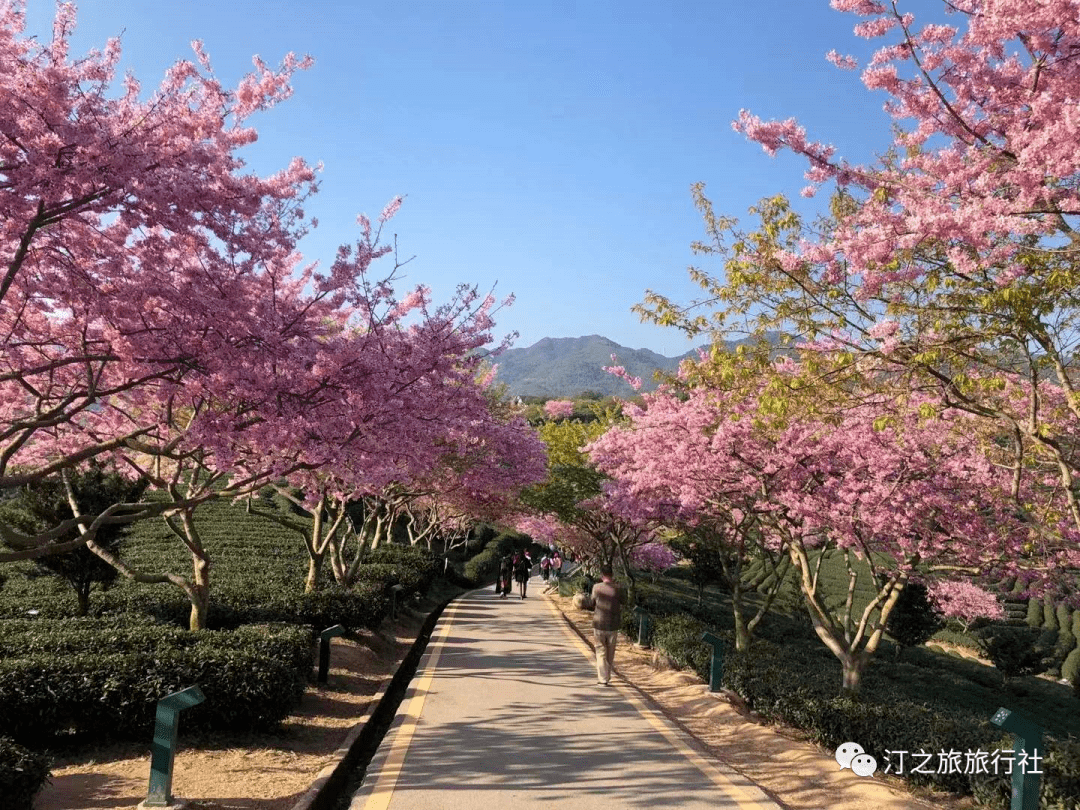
[498,555,513,598]
[513,552,531,599]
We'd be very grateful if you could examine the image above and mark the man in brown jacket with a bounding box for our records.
[590,564,624,685]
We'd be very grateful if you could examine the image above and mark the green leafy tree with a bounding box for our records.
[669,535,730,606]
[520,402,652,592]
[886,581,944,662]
[0,464,148,615]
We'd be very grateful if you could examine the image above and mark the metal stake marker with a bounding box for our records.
[701,632,725,692]
[138,685,205,809]
[633,606,652,648]
[390,583,405,619]
[318,624,346,684]
[990,707,1044,810]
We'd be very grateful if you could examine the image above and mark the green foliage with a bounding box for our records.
[0,623,313,744]
[1062,648,1080,689]
[623,544,1080,808]
[649,613,716,680]
[1041,737,1080,810]
[0,464,149,616]
[462,532,526,584]
[668,536,729,603]
[363,545,441,597]
[0,736,50,810]
[886,582,944,660]
[1058,603,1072,632]
[1028,596,1045,627]
[442,561,476,589]
[975,624,1053,681]
[465,524,498,555]
[1046,596,1060,631]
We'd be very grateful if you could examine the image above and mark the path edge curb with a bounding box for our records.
[542,589,789,809]
[288,590,461,810]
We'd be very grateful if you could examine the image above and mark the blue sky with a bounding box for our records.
[21,0,940,357]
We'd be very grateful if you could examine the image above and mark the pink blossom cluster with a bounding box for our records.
[926,580,1006,623]
[630,542,679,573]
[0,4,547,559]
[734,1,1080,292]
[543,400,576,420]
[587,382,1034,583]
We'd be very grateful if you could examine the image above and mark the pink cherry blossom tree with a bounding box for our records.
[543,400,576,420]
[592,361,1030,692]
[636,2,1080,586]
[586,384,795,652]
[0,1,320,559]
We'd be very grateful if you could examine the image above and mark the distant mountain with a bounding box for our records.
[491,333,787,398]
[489,335,695,398]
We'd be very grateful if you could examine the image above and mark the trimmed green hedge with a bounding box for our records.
[463,533,523,584]
[361,545,441,597]
[0,736,50,810]
[0,623,314,744]
[640,613,1080,808]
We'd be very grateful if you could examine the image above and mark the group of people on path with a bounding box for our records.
[494,549,563,599]
[491,549,624,687]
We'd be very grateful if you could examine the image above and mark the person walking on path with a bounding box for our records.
[498,555,513,598]
[513,551,531,599]
[591,563,624,685]
[540,554,551,581]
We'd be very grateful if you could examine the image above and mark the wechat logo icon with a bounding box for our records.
[835,742,878,777]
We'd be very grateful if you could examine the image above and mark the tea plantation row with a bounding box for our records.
[0,496,446,809]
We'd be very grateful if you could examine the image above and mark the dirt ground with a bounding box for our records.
[34,582,976,810]
[33,587,449,810]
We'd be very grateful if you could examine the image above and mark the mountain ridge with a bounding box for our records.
[489,334,705,397]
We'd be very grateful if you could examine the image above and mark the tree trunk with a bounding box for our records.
[840,652,868,695]
[731,582,750,652]
[190,551,211,631]
[305,553,323,594]
[76,585,90,617]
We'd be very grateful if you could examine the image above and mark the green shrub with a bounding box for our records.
[462,533,521,584]
[442,562,476,589]
[649,613,716,681]
[976,624,1052,681]
[1028,597,1044,627]
[0,736,50,810]
[1058,604,1072,632]
[1046,597,1060,631]
[282,583,389,632]
[365,545,441,596]
[1063,648,1080,687]
[352,563,402,593]
[1038,628,1061,655]
[887,582,944,661]
[1042,737,1080,810]
[0,623,313,744]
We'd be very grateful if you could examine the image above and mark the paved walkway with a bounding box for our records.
[348,579,781,810]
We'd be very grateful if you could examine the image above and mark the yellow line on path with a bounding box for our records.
[543,594,777,810]
[356,600,459,810]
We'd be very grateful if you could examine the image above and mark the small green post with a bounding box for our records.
[633,606,652,648]
[389,583,405,619]
[140,685,205,809]
[701,631,725,692]
[318,624,346,684]
[990,707,1043,810]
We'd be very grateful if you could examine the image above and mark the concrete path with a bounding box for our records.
[347,579,781,810]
